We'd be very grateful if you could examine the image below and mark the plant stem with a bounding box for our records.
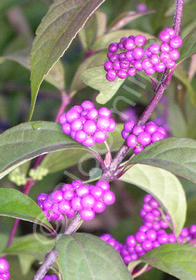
[33,247,58,280]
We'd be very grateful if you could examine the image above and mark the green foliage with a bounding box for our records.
[30,0,105,119]
[120,164,187,236]
[56,233,132,280]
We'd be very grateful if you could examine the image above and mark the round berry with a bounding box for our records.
[98,107,111,118]
[125,39,135,50]
[117,69,128,79]
[83,120,97,135]
[96,180,110,192]
[165,28,175,38]
[82,136,95,147]
[108,42,118,53]
[169,49,180,61]
[112,60,121,71]
[135,35,147,46]
[62,123,71,135]
[170,36,183,48]
[133,47,144,60]
[134,146,144,154]
[97,117,110,131]
[127,67,137,76]
[80,209,95,221]
[106,69,117,81]
[75,130,87,143]
[104,61,113,71]
[137,132,151,146]
[103,190,115,205]
[124,120,135,132]
[59,113,66,124]
[0,259,9,274]
[120,60,130,69]
[93,200,106,213]
[126,134,137,148]
[94,131,107,143]
[108,119,116,132]
[151,131,165,142]
[159,30,170,42]
[149,43,160,54]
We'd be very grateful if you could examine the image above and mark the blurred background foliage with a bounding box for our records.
[0,0,195,279]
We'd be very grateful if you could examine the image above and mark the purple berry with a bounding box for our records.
[75,130,87,143]
[83,120,97,135]
[126,235,136,247]
[62,123,71,135]
[126,134,137,148]
[127,67,137,76]
[134,146,144,154]
[121,130,129,139]
[71,197,82,211]
[94,200,106,213]
[135,35,147,46]
[126,51,134,61]
[125,39,135,50]
[155,63,166,72]
[144,67,155,75]
[142,240,153,251]
[166,60,176,69]
[160,42,170,52]
[150,54,160,65]
[137,132,151,146]
[103,190,115,205]
[81,194,96,209]
[108,119,116,132]
[96,181,110,192]
[112,60,121,71]
[71,119,83,131]
[58,200,71,214]
[108,42,118,53]
[80,209,95,221]
[124,120,135,132]
[0,273,10,280]
[0,259,9,274]
[134,60,143,71]
[151,131,165,142]
[120,60,130,69]
[170,36,183,48]
[98,107,111,118]
[132,125,144,135]
[106,69,117,81]
[97,117,110,131]
[94,131,107,143]
[76,185,89,197]
[169,49,180,61]
[135,231,146,243]
[145,122,157,134]
[160,52,170,63]
[159,30,170,42]
[104,61,113,71]
[66,109,80,123]
[58,113,66,124]
[82,136,95,147]
[133,47,144,59]
[117,69,128,79]
[149,43,160,54]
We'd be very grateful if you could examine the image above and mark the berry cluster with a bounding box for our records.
[37,180,115,222]
[104,28,183,81]
[0,258,9,280]
[121,121,166,154]
[100,194,196,265]
[43,275,58,280]
[59,101,116,147]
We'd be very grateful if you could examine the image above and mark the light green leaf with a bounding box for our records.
[120,164,186,236]
[30,0,105,120]
[82,66,125,104]
[179,27,196,62]
[4,233,55,259]
[0,189,53,232]
[130,137,196,182]
[141,243,196,280]
[56,233,132,280]
[92,30,154,50]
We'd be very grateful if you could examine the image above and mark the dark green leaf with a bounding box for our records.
[174,67,196,106]
[0,121,78,179]
[30,0,105,119]
[0,49,65,92]
[0,189,53,231]
[120,164,186,236]
[131,137,196,182]
[140,243,196,280]
[179,27,196,62]
[56,233,132,280]
[108,11,155,32]
[82,66,125,104]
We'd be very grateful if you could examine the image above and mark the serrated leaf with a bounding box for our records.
[179,27,196,62]
[0,189,53,231]
[0,121,78,180]
[120,164,186,236]
[82,66,125,104]
[141,243,196,280]
[56,233,132,280]
[4,233,55,259]
[40,124,124,174]
[30,0,105,120]
[92,30,154,50]
[130,137,196,182]
[0,49,65,92]
[108,11,154,32]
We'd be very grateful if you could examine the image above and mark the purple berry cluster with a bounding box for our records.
[100,194,196,265]
[43,275,58,280]
[0,258,9,280]
[59,100,116,147]
[104,28,183,81]
[121,121,166,154]
[37,180,115,222]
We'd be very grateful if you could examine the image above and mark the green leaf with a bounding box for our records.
[174,67,196,106]
[0,121,78,180]
[40,124,124,174]
[141,243,196,280]
[179,27,196,62]
[108,11,155,32]
[0,189,53,232]
[120,164,186,236]
[168,100,187,137]
[30,0,105,120]
[4,233,55,259]
[18,254,36,276]
[92,30,154,50]
[131,137,196,182]
[82,66,125,104]
[70,50,107,93]
[56,233,132,280]
[0,49,65,92]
